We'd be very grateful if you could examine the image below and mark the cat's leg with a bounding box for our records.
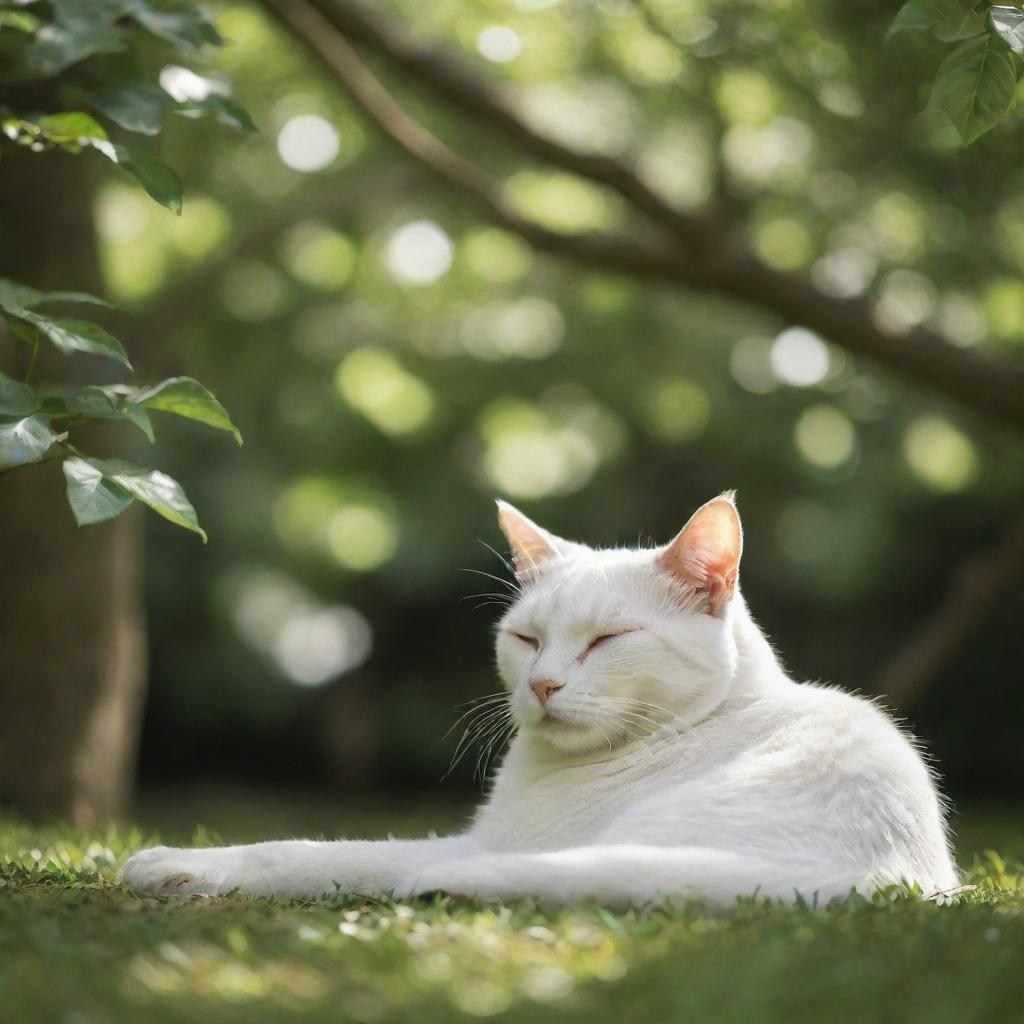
[401,845,863,906]
[123,835,477,900]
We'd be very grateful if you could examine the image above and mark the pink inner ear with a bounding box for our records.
[497,501,561,577]
[659,495,743,615]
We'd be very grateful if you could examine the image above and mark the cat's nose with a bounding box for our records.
[530,678,564,705]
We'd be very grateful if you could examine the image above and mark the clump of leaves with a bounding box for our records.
[0,0,253,212]
[0,278,241,540]
[0,0,249,539]
[890,1,1024,144]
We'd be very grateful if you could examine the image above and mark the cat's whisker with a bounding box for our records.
[460,591,513,606]
[477,539,516,578]
[442,694,510,741]
[443,707,509,777]
[443,699,514,781]
[473,709,516,786]
[457,566,521,594]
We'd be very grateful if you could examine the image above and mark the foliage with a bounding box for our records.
[890,1,1024,142]
[0,0,252,211]
[2,812,1024,1024]
[0,278,240,539]
[0,0,249,537]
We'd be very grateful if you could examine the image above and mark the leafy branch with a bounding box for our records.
[891,0,1024,143]
[0,0,249,539]
[0,0,253,213]
[0,278,241,541]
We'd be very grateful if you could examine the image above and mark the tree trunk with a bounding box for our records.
[0,150,147,825]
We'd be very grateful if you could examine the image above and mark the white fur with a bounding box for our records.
[124,497,957,906]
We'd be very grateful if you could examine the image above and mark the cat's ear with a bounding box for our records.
[658,491,743,616]
[497,500,572,580]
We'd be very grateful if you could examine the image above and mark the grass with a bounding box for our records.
[3,793,1024,1024]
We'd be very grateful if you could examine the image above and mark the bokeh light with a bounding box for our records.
[335,348,435,435]
[221,262,285,322]
[477,393,623,499]
[227,567,373,686]
[275,477,399,571]
[386,220,453,285]
[642,379,712,442]
[477,26,523,63]
[903,416,980,493]
[461,297,564,360]
[730,335,777,394]
[794,405,856,470]
[771,328,831,387]
[280,222,356,291]
[276,114,340,172]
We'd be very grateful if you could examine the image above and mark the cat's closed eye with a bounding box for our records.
[510,632,539,649]
[581,630,634,659]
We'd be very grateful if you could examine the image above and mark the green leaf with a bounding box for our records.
[2,10,125,81]
[62,456,135,526]
[125,1,224,51]
[113,145,183,214]
[20,311,132,367]
[0,278,42,317]
[929,33,1018,143]
[43,385,155,442]
[36,112,108,144]
[0,371,38,416]
[32,291,115,310]
[132,376,241,444]
[0,277,113,315]
[0,414,58,470]
[88,82,172,136]
[991,6,1024,55]
[888,0,978,39]
[65,454,206,539]
[176,95,255,132]
[0,10,42,33]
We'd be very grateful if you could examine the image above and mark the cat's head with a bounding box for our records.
[494,493,744,755]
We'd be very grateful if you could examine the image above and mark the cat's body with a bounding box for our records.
[124,495,958,905]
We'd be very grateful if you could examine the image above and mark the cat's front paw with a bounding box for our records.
[122,846,230,897]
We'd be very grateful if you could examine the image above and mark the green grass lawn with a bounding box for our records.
[3,792,1024,1024]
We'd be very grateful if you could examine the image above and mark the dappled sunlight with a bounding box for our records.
[903,416,980,494]
[221,261,286,322]
[874,270,937,334]
[794,405,857,471]
[280,222,356,292]
[477,25,523,64]
[461,227,533,284]
[460,297,564,360]
[276,114,340,173]
[723,117,813,192]
[335,348,435,435]
[770,328,832,388]
[477,391,624,499]
[221,564,372,686]
[387,221,454,286]
[274,476,399,571]
[506,171,621,233]
[641,378,711,444]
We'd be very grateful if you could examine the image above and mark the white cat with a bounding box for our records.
[124,493,958,905]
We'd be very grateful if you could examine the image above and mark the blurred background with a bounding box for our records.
[1,0,1023,855]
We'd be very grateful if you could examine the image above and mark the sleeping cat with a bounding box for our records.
[123,493,958,905]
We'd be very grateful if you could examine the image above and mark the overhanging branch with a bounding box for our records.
[264,0,1024,431]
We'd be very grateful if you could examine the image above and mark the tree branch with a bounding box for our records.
[264,0,1024,431]
[872,507,1024,709]
[261,0,714,286]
